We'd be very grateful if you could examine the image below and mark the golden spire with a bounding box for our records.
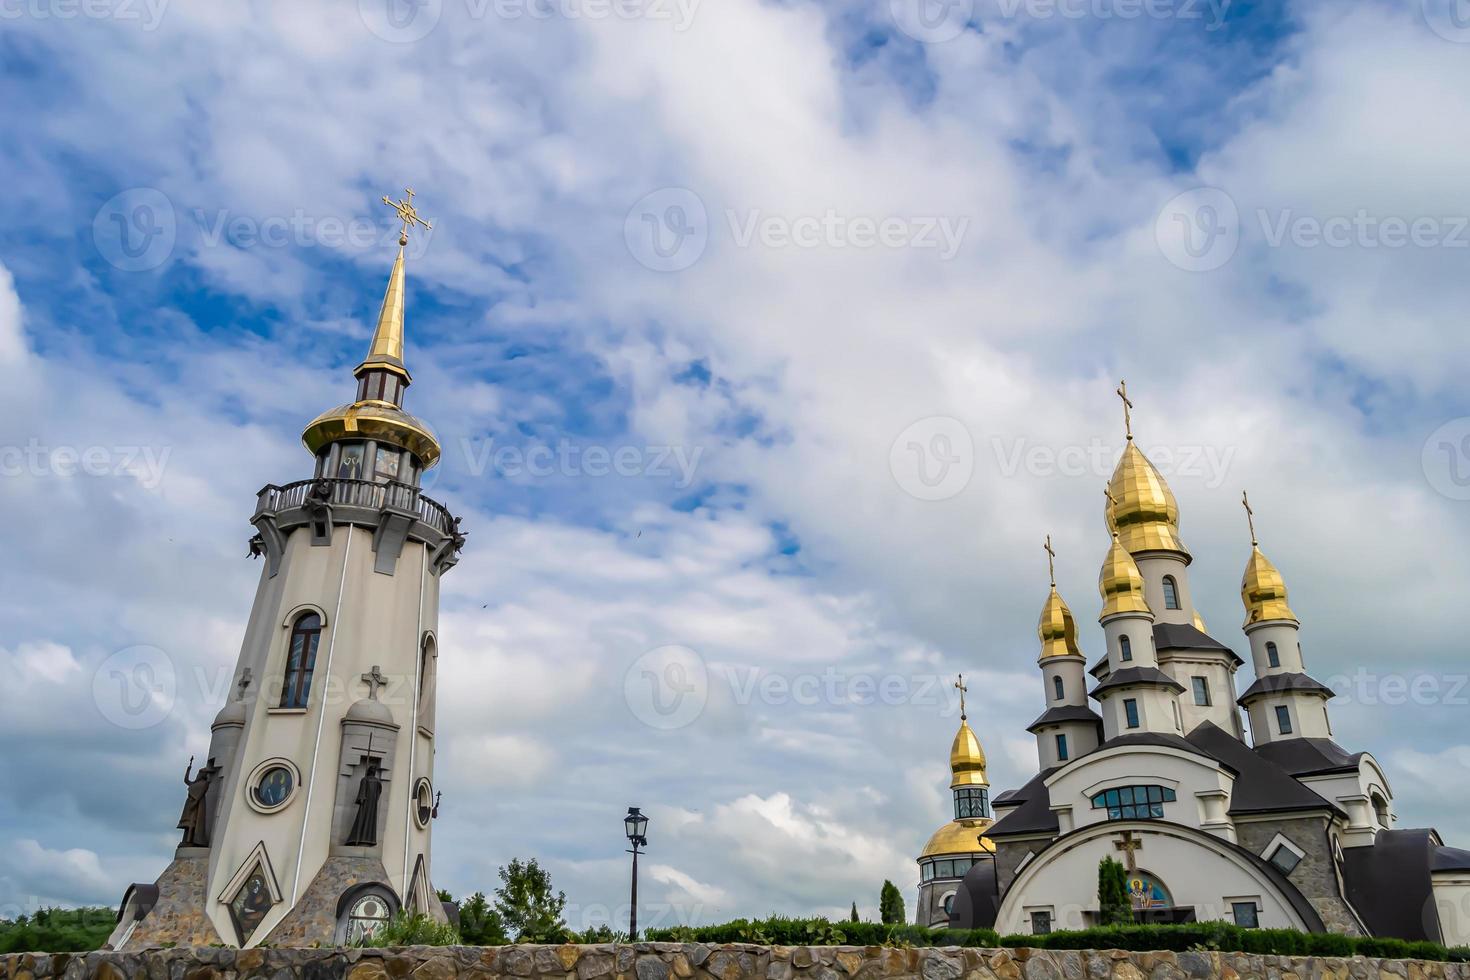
[1240,491,1297,626]
[1038,535,1083,660]
[356,189,434,382]
[1099,489,1152,621]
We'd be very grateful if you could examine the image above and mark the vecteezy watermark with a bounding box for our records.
[358,0,699,42]
[991,436,1235,489]
[890,0,974,42]
[0,0,169,29]
[93,646,176,730]
[624,188,710,273]
[192,208,431,254]
[456,437,703,489]
[1324,668,1470,707]
[93,187,177,273]
[1155,186,1240,272]
[1421,417,1470,500]
[888,416,975,502]
[993,0,1230,29]
[624,645,709,731]
[1422,0,1470,43]
[0,440,172,490]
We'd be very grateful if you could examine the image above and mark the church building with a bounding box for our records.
[943,385,1470,946]
[105,192,464,949]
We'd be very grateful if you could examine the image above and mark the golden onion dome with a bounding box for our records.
[1098,533,1152,622]
[949,719,988,788]
[920,818,995,859]
[1105,442,1189,558]
[1241,546,1297,627]
[1192,610,1208,633]
[1038,587,1083,660]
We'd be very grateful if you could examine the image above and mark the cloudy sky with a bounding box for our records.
[3,0,1470,931]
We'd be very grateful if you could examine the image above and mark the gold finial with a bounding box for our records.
[382,187,434,247]
[954,673,968,721]
[1242,490,1258,547]
[1116,380,1133,441]
[1043,534,1057,588]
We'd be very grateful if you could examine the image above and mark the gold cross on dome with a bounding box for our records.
[954,673,968,721]
[1114,830,1143,873]
[1115,379,1134,441]
[1043,534,1057,588]
[381,187,434,246]
[1242,490,1258,546]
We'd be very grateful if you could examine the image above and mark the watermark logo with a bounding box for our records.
[93,645,175,730]
[0,439,172,489]
[93,187,176,273]
[624,645,708,730]
[625,188,709,273]
[359,0,443,42]
[890,0,973,42]
[1155,186,1239,272]
[1423,0,1470,43]
[889,416,974,501]
[993,0,1230,30]
[0,0,170,30]
[1422,417,1470,500]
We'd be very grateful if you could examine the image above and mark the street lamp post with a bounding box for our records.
[624,806,649,941]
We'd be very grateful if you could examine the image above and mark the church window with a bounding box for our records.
[1055,734,1069,761]
[1231,902,1260,928]
[1267,843,1302,875]
[1162,576,1180,610]
[1372,792,1390,827]
[954,787,990,820]
[1030,909,1053,935]
[414,778,434,829]
[344,891,393,944]
[1091,784,1176,820]
[1266,642,1280,668]
[922,862,934,881]
[1053,676,1065,700]
[281,613,322,708]
[253,766,294,809]
[1274,705,1293,735]
[1119,636,1133,662]
[1192,676,1211,706]
[942,892,955,916]
[1123,698,1140,729]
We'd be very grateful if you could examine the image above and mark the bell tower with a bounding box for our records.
[108,191,465,950]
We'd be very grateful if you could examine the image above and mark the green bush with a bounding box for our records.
[358,911,461,947]
[0,907,116,954]
[644,916,999,948]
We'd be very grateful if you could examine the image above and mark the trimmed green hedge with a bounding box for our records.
[645,917,1470,962]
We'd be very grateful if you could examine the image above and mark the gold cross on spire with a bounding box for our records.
[1104,487,1120,538]
[1242,490,1258,547]
[382,187,434,247]
[1116,379,1134,441]
[954,673,968,721]
[1043,534,1057,588]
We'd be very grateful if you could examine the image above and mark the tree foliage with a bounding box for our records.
[494,858,568,942]
[1096,857,1131,927]
[0,908,117,954]
[458,891,510,946]
[850,902,860,923]
[878,880,906,925]
[358,911,460,947]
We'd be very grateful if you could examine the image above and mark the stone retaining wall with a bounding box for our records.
[3,943,1467,980]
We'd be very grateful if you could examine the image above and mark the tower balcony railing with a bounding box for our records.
[254,477,458,537]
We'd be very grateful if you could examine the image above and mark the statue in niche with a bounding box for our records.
[345,760,384,846]
[177,755,218,847]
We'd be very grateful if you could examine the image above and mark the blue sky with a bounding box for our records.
[3,0,1470,931]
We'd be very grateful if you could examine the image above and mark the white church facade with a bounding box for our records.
[940,387,1470,947]
[106,193,464,949]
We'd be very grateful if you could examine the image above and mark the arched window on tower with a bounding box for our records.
[1266,642,1280,668]
[1162,576,1181,610]
[417,635,438,736]
[1053,676,1065,700]
[281,613,322,709]
[1119,635,1133,662]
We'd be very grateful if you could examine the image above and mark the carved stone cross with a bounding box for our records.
[1114,830,1142,874]
[360,665,388,701]
[236,668,253,701]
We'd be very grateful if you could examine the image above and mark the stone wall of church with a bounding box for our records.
[5,942,1468,980]
[993,841,1039,896]
[1233,816,1363,936]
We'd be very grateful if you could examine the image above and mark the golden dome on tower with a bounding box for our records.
[1038,588,1082,660]
[1105,442,1188,557]
[1241,547,1296,626]
[949,719,988,788]
[919,819,995,859]
[1098,531,1152,622]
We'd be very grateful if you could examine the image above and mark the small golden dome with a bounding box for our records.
[1241,546,1297,627]
[920,818,996,859]
[1105,442,1189,557]
[1098,533,1152,622]
[949,719,988,788]
[1038,587,1083,660]
[1192,610,1208,633]
[302,401,442,468]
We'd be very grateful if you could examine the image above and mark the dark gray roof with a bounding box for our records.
[1252,737,1364,777]
[1237,672,1335,705]
[1026,705,1104,733]
[1187,722,1341,817]
[1153,622,1245,667]
[984,770,1061,839]
[1342,829,1444,943]
[1435,845,1470,872]
[949,858,999,930]
[1090,666,1186,698]
[1100,731,1212,756]
[1089,654,1110,679]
